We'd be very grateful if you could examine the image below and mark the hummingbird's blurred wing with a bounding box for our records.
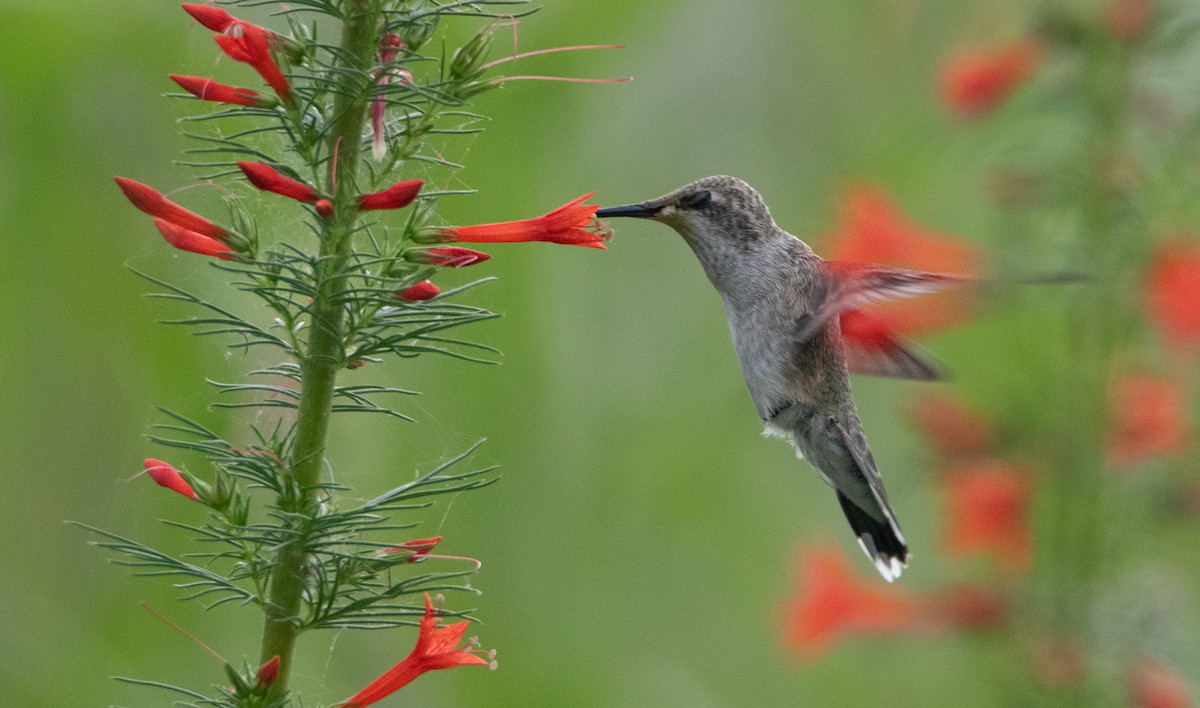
[837,310,947,381]
[793,262,971,344]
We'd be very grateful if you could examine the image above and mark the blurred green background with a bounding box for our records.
[2,1,1195,706]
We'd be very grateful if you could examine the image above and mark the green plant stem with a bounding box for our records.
[258,3,379,701]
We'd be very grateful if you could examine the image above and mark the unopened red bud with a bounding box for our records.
[406,246,491,268]
[237,162,322,203]
[143,458,200,500]
[115,177,230,241]
[357,180,423,211]
[181,3,236,32]
[170,74,276,108]
[397,280,440,301]
[315,199,334,219]
[255,655,281,687]
[153,219,236,260]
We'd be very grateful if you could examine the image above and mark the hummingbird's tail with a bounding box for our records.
[835,490,909,583]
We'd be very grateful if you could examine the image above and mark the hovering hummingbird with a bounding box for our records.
[597,176,982,582]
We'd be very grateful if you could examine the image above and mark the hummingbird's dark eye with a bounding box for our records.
[679,190,712,209]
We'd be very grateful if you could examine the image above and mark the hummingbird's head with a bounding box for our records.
[596,176,778,249]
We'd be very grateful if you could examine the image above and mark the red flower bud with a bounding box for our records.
[114,177,229,241]
[153,219,236,260]
[255,655,281,687]
[181,3,236,32]
[143,458,200,500]
[357,180,424,211]
[237,162,321,203]
[170,74,275,107]
[407,246,491,268]
[315,199,334,220]
[397,280,440,301]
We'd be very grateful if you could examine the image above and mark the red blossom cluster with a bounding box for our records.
[176,4,291,106]
[938,37,1043,119]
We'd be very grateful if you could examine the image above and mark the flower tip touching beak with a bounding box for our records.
[595,203,661,219]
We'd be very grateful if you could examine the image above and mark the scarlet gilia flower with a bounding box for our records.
[939,37,1043,118]
[908,392,997,460]
[824,186,979,378]
[214,21,291,101]
[181,3,237,32]
[315,199,334,220]
[114,177,230,241]
[1128,660,1195,708]
[1107,373,1189,467]
[1105,0,1154,42]
[407,246,491,268]
[237,162,321,203]
[254,655,281,688]
[780,545,922,658]
[438,193,610,249]
[342,594,493,707]
[143,458,199,500]
[154,219,235,260]
[357,180,423,211]
[397,280,440,301]
[941,459,1033,571]
[1145,240,1200,351]
[170,74,276,108]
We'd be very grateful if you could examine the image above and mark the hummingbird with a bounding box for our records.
[596,176,977,582]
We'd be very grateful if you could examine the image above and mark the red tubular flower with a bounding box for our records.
[214,22,291,101]
[438,193,610,249]
[1107,374,1188,467]
[1128,660,1195,708]
[908,392,997,460]
[342,594,492,707]
[397,280,440,301]
[143,458,200,500]
[780,545,923,658]
[153,219,236,260]
[237,162,321,203]
[939,37,1043,118]
[1145,240,1200,351]
[181,3,237,32]
[941,459,1033,571]
[408,246,492,268]
[114,177,229,241]
[357,180,424,210]
[170,74,274,107]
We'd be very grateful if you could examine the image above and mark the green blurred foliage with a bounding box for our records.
[2,1,1197,706]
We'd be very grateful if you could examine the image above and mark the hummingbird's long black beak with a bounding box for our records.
[595,203,661,219]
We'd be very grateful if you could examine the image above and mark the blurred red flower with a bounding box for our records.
[930,583,1008,629]
[438,193,610,249]
[908,391,998,460]
[342,594,492,707]
[1145,240,1200,351]
[1105,0,1154,42]
[1128,660,1195,708]
[824,186,980,369]
[939,37,1043,118]
[780,545,923,658]
[1107,374,1189,467]
[941,459,1033,571]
